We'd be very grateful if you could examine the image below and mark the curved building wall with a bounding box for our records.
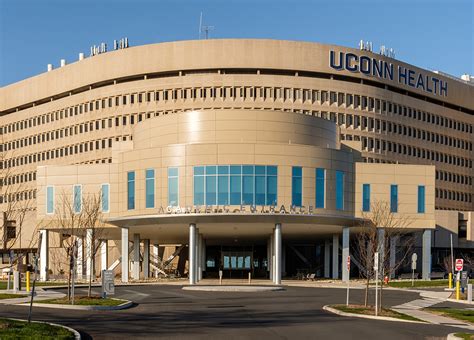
[0,39,472,216]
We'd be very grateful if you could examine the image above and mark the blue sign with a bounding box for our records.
[329,50,448,97]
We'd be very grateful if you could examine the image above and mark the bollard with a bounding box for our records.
[456,280,460,300]
[26,271,30,292]
[219,270,223,285]
[468,284,472,304]
[449,273,452,289]
[248,272,251,285]
[13,271,21,292]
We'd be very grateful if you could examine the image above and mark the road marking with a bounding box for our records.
[123,289,150,298]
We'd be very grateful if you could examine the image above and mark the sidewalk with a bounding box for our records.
[392,290,474,331]
[0,288,65,305]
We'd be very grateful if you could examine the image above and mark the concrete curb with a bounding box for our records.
[183,285,285,292]
[447,333,468,340]
[18,298,133,311]
[322,305,426,324]
[7,318,81,340]
[445,298,474,305]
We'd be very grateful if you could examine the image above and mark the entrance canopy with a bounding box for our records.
[106,212,366,244]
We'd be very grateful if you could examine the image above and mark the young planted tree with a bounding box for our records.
[0,152,35,267]
[42,189,87,300]
[81,193,106,297]
[352,200,414,310]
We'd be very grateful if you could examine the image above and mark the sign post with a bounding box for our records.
[455,259,463,300]
[374,252,379,316]
[411,253,417,287]
[346,256,351,306]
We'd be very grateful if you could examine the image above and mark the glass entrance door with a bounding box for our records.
[222,251,252,271]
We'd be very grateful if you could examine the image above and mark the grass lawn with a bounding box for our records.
[332,304,422,322]
[37,295,126,306]
[0,293,27,300]
[385,279,449,288]
[0,280,67,290]
[454,333,474,340]
[426,308,474,324]
[0,318,75,339]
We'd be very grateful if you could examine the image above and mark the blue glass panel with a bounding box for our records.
[168,167,179,206]
[418,185,425,213]
[242,175,254,205]
[194,166,205,176]
[255,175,265,205]
[315,168,325,208]
[243,165,254,175]
[230,175,241,205]
[292,166,302,177]
[292,167,302,207]
[46,186,54,214]
[255,165,265,175]
[218,176,229,205]
[218,166,229,175]
[73,185,82,213]
[127,171,135,210]
[206,165,217,175]
[267,166,277,176]
[193,176,205,205]
[205,175,217,205]
[168,167,178,177]
[390,184,398,213]
[336,171,344,210]
[101,184,109,212]
[145,169,155,208]
[362,183,370,212]
[266,175,277,206]
[230,165,241,175]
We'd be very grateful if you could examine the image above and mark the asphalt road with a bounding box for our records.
[0,284,460,339]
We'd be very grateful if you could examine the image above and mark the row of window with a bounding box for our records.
[351,134,472,169]
[3,85,472,137]
[45,184,110,214]
[362,184,426,213]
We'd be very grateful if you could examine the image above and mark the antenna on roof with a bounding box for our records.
[199,12,214,39]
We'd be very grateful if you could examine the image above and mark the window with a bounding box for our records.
[145,169,155,208]
[315,168,325,208]
[101,184,110,213]
[390,184,398,213]
[292,167,302,207]
[168,167,179,206]
[417,185,425,213]
[127,171,135,210]
[336,171,345,210]
[194,166,205,205]
[73,185,82,213]
[46,186,54,214]
[194,165,277,206]
[362,184,370,212]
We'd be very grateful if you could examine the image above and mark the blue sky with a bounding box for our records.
[0,0,472,86]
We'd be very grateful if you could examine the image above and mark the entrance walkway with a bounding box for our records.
[392,290,474,330]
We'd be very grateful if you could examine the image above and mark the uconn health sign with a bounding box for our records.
[329,50,448,97]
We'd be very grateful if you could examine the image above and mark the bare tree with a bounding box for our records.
[0,151,35,267]
[81,193,106,297]
[40,189,87,300]
[352,200,414,310]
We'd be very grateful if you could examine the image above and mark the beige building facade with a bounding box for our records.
[0,39,472,283]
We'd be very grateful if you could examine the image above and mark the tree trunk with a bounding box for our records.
[88,256,93,297]
[365,276,369,307]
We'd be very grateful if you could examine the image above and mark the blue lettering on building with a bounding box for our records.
[329,50,448,97]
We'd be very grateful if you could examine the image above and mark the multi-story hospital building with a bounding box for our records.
[0,39,473,284]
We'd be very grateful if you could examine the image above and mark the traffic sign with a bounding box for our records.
[411,253,417,270]
[455,259,464,272]
[347,256,351,271]
[374,252,379,271]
